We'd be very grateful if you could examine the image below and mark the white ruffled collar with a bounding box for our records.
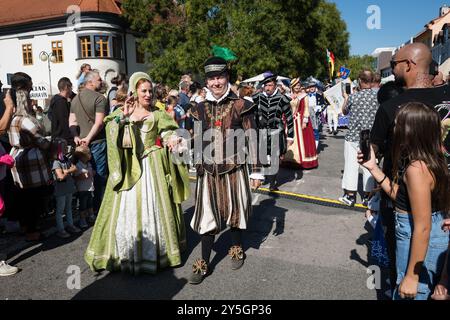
[206,84,231,104]
[263,88,279,98]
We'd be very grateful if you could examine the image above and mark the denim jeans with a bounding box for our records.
[78,191,93,212]
[393,211,449,300]
[55,193,74,232]
[89,140,107,212]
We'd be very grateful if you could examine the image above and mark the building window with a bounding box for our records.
[80,36,92,58]
[52,41,64,63]
[78,34,124,59]
[94,35,109,58]
[22,44,33,65]
[112,36,123,59]
[136,41,144,64]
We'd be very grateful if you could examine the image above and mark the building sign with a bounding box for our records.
[30,84,49,100]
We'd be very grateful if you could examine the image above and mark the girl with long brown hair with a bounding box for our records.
[359,102,450,300]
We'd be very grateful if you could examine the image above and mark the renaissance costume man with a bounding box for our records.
[188,57,263,284]
[253,72,294,190]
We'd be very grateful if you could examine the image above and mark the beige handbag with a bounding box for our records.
[122,124,133,149]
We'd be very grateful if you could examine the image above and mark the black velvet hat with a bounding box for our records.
[260,71,277,85]
[204,56,228,78]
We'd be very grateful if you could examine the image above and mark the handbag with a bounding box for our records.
[122,124,133,149]
[370,214,390,269]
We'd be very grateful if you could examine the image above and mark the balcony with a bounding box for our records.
[432,40,450,64]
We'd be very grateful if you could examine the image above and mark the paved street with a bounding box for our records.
[0,129,385,300]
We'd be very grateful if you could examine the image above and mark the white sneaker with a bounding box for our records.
[339,194,356,207]
[56,230,71,238]
[66,225,81,234]
[0,261,19,277]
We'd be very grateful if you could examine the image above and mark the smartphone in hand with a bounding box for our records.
[360,129,371,162]
[345,83,351,95]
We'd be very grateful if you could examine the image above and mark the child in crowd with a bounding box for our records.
[165,95,176,120]
[73,145,95,229]
[51,139,81,238]
[110,87,127,114]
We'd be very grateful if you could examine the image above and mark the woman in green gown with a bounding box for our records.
[85,72,190,274]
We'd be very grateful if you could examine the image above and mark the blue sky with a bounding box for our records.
[330,0,448,56]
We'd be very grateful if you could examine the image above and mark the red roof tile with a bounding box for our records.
[0,0,122,27]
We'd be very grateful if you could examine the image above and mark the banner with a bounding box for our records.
[323,78,352,114]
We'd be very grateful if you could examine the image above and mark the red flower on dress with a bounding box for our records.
[214,120,222,128]
[155,136,162,147]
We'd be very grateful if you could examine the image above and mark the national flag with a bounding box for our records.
[339,66,351,79]
[327,49,335,79]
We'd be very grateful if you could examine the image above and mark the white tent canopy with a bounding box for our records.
[242,73,290,83]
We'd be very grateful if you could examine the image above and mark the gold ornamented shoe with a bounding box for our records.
[189,258,208,285]
[229,246,245,270]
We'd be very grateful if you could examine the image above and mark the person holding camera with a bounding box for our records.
[339,70,379,207]
[359,102,449,300]
[371,43,450,295]
[8,72,53,242]
[0,85,19,276]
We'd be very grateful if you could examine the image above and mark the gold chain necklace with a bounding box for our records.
[205,102,233,128]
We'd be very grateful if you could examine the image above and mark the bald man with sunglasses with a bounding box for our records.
[371,43,450,298]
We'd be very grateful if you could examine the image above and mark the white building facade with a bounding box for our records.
[0,9,148,105]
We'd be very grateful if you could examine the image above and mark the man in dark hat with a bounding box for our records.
[188,56,263,285]
[253,71,294,191]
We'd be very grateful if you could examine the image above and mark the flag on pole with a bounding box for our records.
[327,49,335,79]
[339,66,351,79]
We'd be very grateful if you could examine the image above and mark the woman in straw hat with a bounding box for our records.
[282,78,318,169]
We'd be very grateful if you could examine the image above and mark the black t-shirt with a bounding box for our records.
[370,84,450,178]
[50,94,73,145]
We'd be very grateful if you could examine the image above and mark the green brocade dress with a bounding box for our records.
[84,109,190,274]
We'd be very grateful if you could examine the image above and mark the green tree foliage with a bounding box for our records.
[122,0,350,86]
[336,55,377,80]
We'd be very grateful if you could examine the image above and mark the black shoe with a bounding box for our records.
[333,130,338,136]
[229,246,246,270]
[269,184,279,192]
[189,259,208,285]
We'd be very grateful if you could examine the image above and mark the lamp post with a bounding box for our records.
[39,51,56,96]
